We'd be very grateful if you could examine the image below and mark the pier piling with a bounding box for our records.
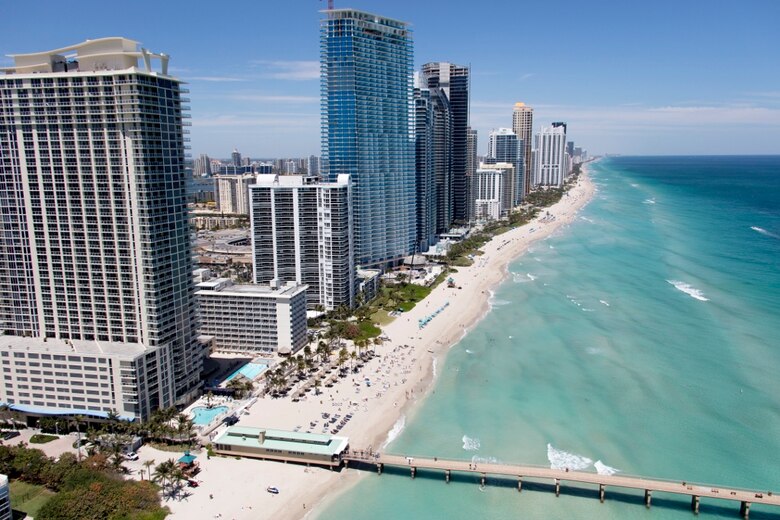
[517,478,522,493]
[411,467,416,479]
[599,484,605,503]
[691,495,700,515]
[481,473,486,487]
[644,489,652,508]
[377,463,382,475]
[555,479,560,497]
[445,469,450,483]
[740,501,750,519]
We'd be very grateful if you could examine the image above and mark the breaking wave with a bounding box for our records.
[462,435,481,451]
[594,460,620,476]
[547,444,592,471]
[751,226,779,239]
[667,280,709,301]
[382,415,406,448]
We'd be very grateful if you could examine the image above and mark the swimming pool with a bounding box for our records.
[224,362,268,383]
[191,405,228,426]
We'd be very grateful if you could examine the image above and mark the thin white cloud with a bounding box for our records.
[250,60,320,80]
[192,114,314,128]
[230,94,319,103]
[188,76,248,82]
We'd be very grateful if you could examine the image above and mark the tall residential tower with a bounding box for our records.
[321,9,416,268]
[0,38,202,421]
[512,102,533,197]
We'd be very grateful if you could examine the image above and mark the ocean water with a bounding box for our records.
[317,156,780,519]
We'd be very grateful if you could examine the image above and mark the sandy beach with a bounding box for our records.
[147,167,596,520]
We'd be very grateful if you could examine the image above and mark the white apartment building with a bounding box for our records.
[196,279,308,355]
[250,174,354,311]
[0,38,202,421]
[473,167,506,221]
[214,174,255,215]
[534,125,568,187]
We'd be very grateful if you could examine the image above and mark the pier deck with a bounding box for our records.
[343,451,778,518]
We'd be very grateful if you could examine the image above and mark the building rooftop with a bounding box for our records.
[0,335,150,358]
[214,426,349,457]
[196,278,307,298]
[2,37,171,76]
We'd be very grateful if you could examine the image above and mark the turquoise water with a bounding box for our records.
[318,157,780,519]
[224,362,268,383]
[191,405,229,426]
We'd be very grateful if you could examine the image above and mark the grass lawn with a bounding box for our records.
[29,433,59,444]
[371,309,394,326]
[9,480,56,518]
[357,320,381,339]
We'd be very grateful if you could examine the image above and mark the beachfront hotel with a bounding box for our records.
[321,9,416,268]
[195,278,308,355]
[512,102,533,197]
[249,174,355,311]
[0,38,202,421]
[533,124,570,187]
[487,128,522,208]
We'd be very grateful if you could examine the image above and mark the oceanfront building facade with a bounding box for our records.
[195,278,308,355]
[249,174,355,311]
[321,9,416,268]
[486,128,522,208]
[0,38,202,421]
[512,102,533,197]
[534,125,569,187]
[473,167,505,221]
[420,62,470,224]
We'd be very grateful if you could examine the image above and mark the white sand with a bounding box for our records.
[158,169,596,520]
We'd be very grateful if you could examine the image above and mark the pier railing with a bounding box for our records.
[343,450,778,518]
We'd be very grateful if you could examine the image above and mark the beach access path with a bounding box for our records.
[160,169,596,520]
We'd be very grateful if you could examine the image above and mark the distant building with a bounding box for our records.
[466,127,478,222]
[308,155,320,177]
[231,148,242,167]
[215,174,256,214]
[534,125,568,187]
[196,279,307,355]
[0,38,201,421]
[512,102,534,197]
[473,167,506,221]
[321,9,416,268]
[257,163,273,174]
[250,174,354,311]
[487,128,522,207]
[194,154,212,177]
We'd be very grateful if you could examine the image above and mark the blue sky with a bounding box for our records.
[2,1,779,157]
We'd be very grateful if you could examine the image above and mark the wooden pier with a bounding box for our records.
[343,451,779,518]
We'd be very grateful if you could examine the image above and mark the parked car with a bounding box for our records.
[222,415,239,426]
[1,431,19,441]
[124,452,139,461]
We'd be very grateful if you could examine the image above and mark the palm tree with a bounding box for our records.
[170,467,186,499]
[338,347,349,371]
[313,379,321,396]
[205,391,215,409]
[153,459,176,494]
[176,414,194,444]
[143,459,155,481]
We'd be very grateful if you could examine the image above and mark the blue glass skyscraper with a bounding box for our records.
[321,9,416,268]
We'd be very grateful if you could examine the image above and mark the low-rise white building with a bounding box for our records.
[473,167,506,221]
[0,336,169,421]
[196,279,308,355]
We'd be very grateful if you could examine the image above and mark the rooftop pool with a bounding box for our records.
[191,405,228,426]
[225,362,268,383]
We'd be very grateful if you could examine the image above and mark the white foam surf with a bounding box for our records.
[526,273,536,281]
[471,455,499,465]
[465,349,474,355]
[594,460,620,476]
[512,272,531,284]
[599,300,610,307]
[547,444,593,471]
[382,415,406,448]
[432,358,437,378]
[586,347,602,356]
[667,280,709,301]
[751,226,779,239]
[579,216,594,223]
[462,435,481,451]
[642,198,656,204]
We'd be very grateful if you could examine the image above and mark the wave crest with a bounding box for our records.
[594,460,620,476]
[752,226,779,239]
[462,435,480,451]
[547,444,592,471]
[382,415,406,448]
[667,280,709,301]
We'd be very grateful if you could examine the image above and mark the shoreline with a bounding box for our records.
[160,165,597,520]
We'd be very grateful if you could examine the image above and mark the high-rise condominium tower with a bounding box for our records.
[420,62,469,224]
[512,102,533,197]
[321,9,416,268]
[487,128,521,209]
[0,38,201,420]
[534,125,568,187]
